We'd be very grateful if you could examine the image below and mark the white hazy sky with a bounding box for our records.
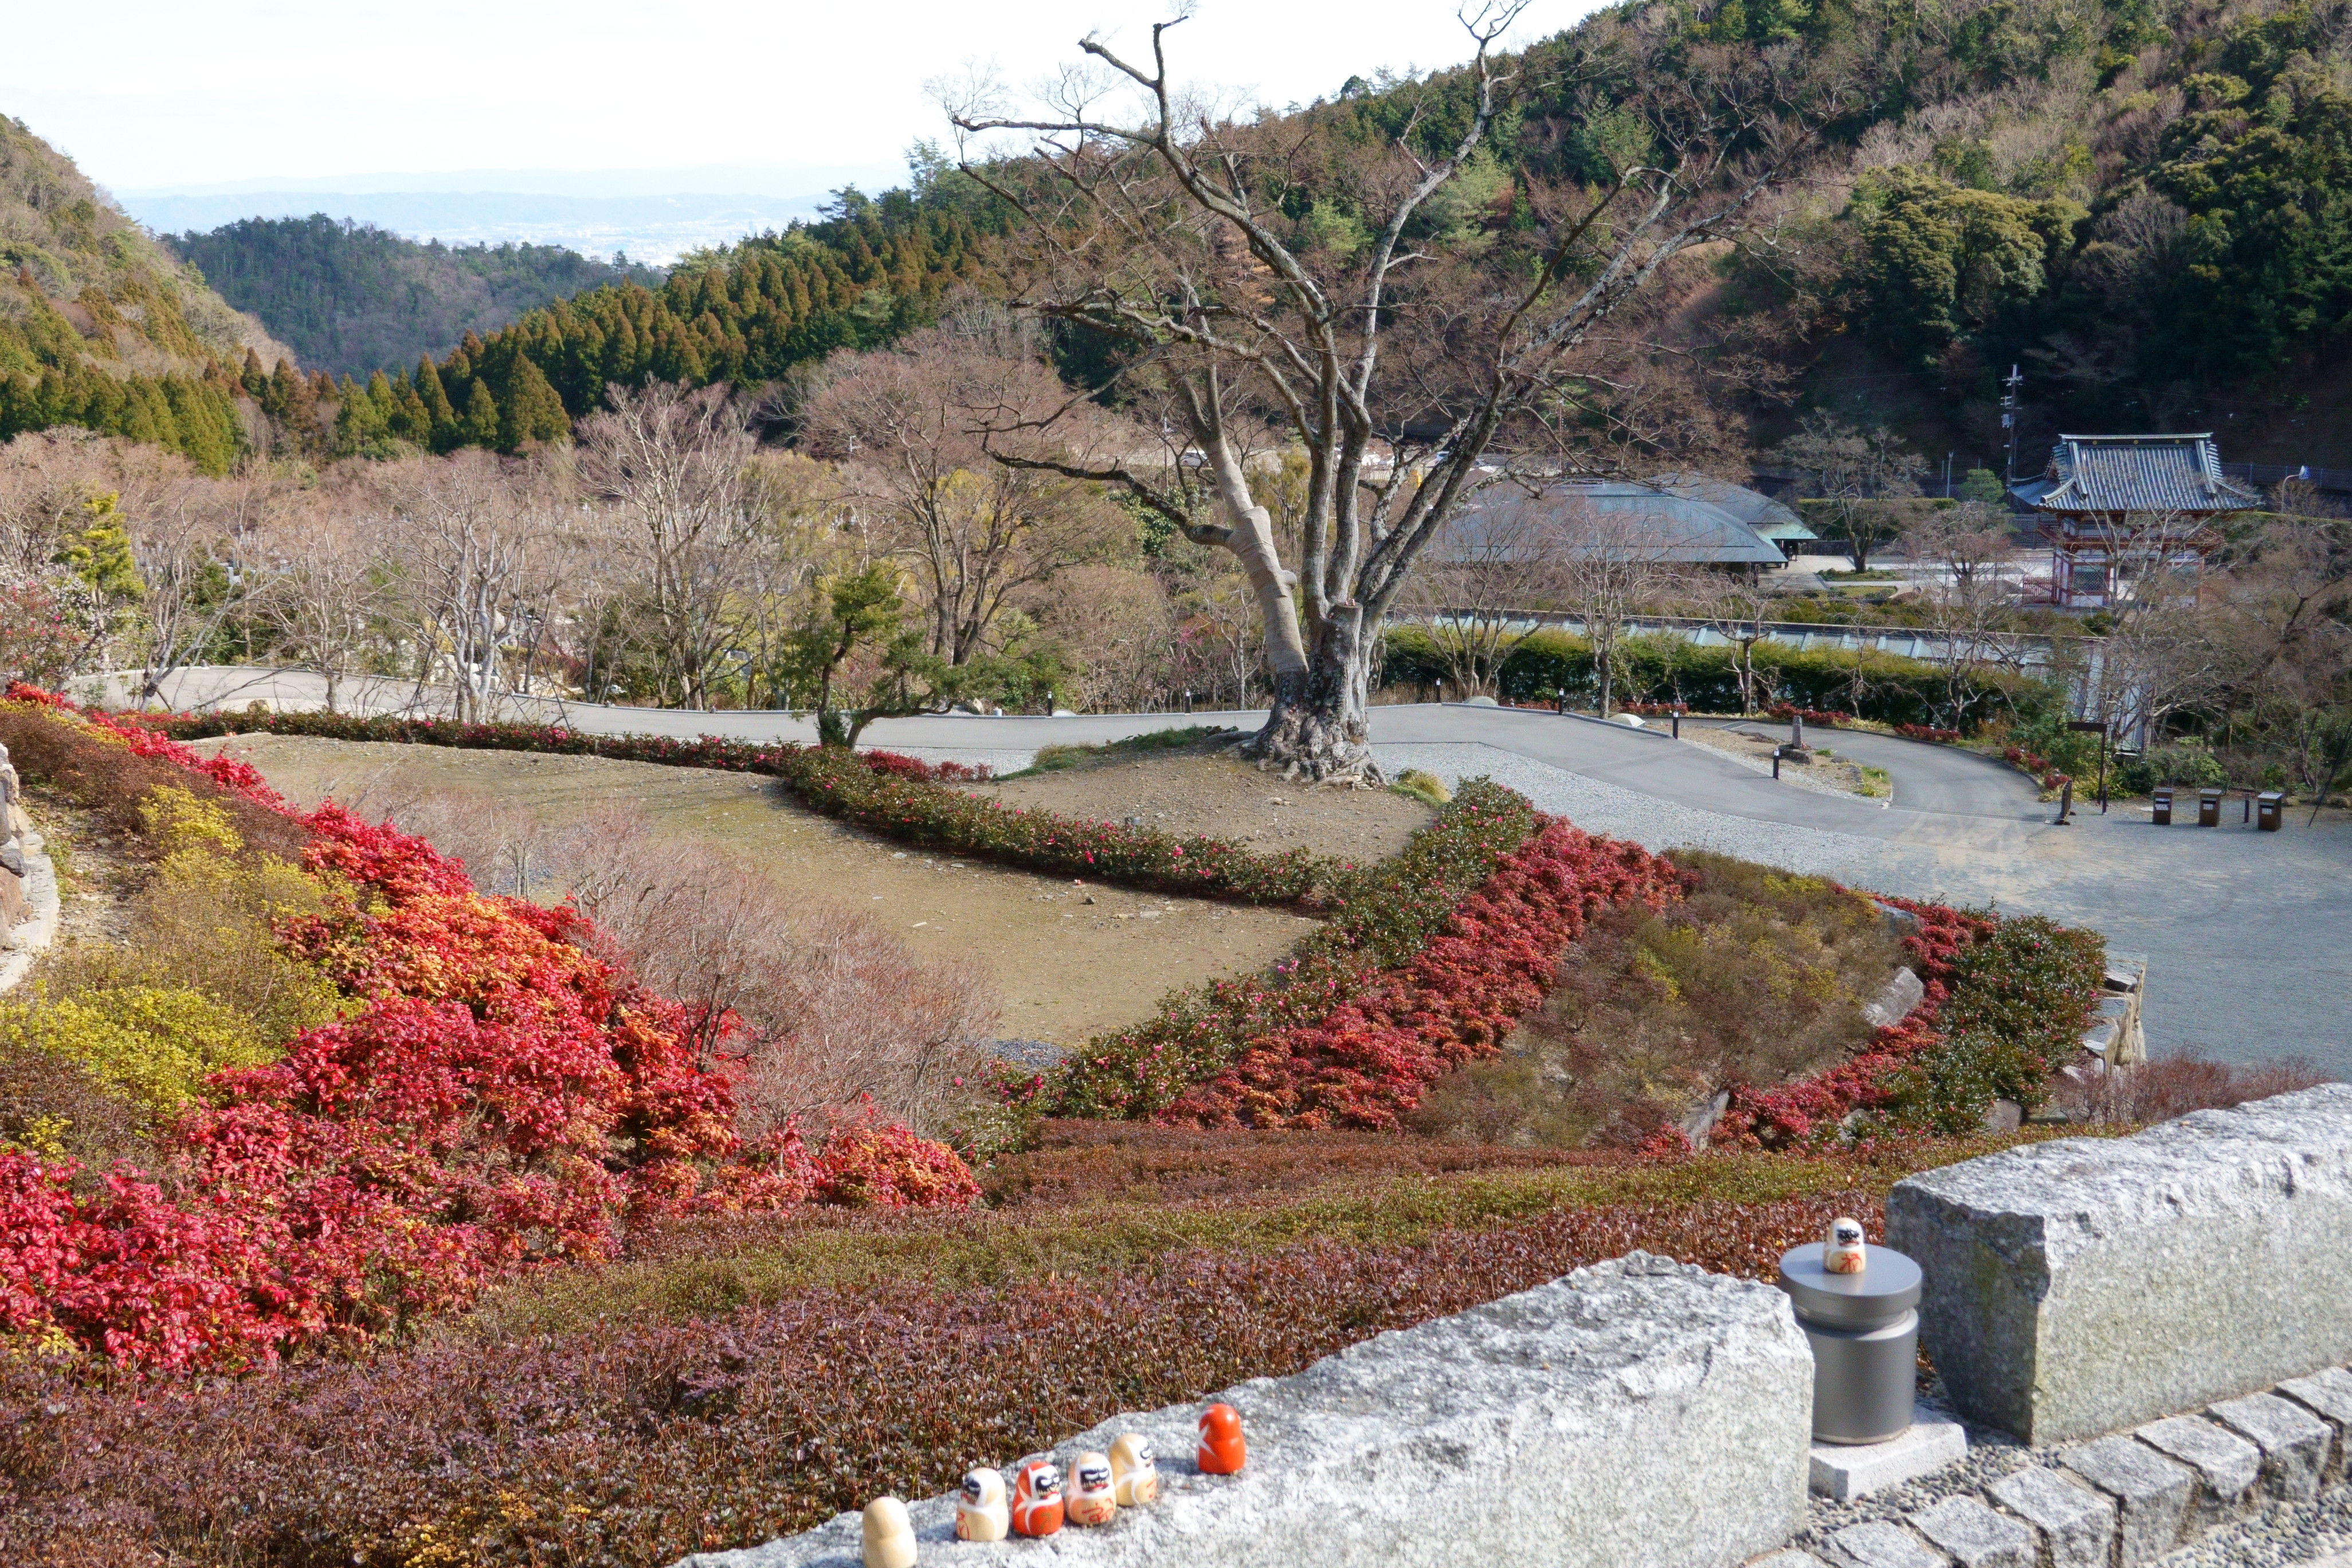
[13,1,1600,195]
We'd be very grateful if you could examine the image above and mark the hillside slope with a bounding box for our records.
[0,115,294,471]
[168,216,663,378]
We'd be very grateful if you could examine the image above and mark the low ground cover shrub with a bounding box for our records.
[1410,852,1906,1148]
[0,692,977,1371]
[1704,896,2104,1148]
[1016,725,1234,776]
[143,709,1347,908]
[1022,779,1558,1121]
[0,1183,1890,1566]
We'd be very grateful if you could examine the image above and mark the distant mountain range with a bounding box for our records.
[115,163,907,264]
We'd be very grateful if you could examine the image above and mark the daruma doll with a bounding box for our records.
[1066,1451,1117,1526]
[1823,1216,1868,1275]
[1110,1433,1159,1507]
[860,1497,915,1568]
[1010,1459,1065,1537]
[955,1467,1008,1542]
[1197,1404,1246,1475]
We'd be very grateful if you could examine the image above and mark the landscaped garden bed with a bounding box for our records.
[0,695,2135,1566]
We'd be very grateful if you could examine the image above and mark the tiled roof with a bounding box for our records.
[1441,480,1787,565]
[2033,435,2261,515]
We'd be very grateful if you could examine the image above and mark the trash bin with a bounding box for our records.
[2258,791,2284,831]
[2151,787,2173,826]
[2198,787,2223,826]
[1779,1241,1923,1445]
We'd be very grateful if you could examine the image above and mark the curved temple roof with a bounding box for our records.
[1443,479,1789,565]
[2031,434,2261,515]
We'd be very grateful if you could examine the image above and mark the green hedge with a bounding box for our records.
[1382,626,2055,732]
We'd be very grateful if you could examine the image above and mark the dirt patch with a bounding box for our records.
[189,735,1323,1045]
[1683,723,1888,801]
[971,751,1434,865]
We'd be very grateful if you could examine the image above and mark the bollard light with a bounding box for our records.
[1779,1232,1923,1445]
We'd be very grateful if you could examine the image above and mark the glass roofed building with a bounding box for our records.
[1441,477,1790,574]
[2013,434,2259,609]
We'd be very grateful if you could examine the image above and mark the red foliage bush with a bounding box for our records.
[0,692,977,1371]
[2001,743,2069,789]
[1163,822,1683,1130]
[1896,723,1963,743]
[1688,896,1992,1152]
[0,1191,1874,1566]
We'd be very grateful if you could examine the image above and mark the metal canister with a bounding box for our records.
[1778,1242,1923,1445]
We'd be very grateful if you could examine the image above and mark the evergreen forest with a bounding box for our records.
[168,217,665,379]
[5,0,2351,472]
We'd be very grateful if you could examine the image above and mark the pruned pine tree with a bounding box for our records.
[944,5,1856,781]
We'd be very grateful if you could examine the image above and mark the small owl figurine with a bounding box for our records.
[1010,1459,1065,1537]
[1066,1451,1117,1527]
[1110,1433,1159,1507]
[1197,1403,1246,1475]
[955,1468,1008,1542]
[1823,1216,1868,1275]
[861,1496,916,1568]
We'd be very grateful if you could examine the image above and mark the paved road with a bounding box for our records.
[128,668,2351,1076]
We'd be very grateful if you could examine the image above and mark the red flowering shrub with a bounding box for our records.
[2001,743,2069,789]
[1896,723,1963,743]
[140,708,1340,907]
[0,692,977,1371]
[1766,703,1855,729]
[1163,822,1682,1130]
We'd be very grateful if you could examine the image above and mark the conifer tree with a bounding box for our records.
[462,379,501,448]
[498,354,571,450]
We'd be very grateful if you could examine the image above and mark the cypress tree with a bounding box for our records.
[462,379,501,448]
[499,354,570,450]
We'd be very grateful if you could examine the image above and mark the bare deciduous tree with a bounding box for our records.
[575,382,768,710]
[1776,414,1923,570]
[1552,501,1694,717]
[378,452,548,722]
[943,6,1856,779]
[804,327,1124,668]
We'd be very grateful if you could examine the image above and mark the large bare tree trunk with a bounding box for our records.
[1246,605,1377,782]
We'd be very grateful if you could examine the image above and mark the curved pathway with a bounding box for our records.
[129,669,2352,1076]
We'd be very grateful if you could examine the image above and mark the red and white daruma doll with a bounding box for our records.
[1066,1450,1117,1527]
[1197,1403,1246,1475]
[1010,1458,1065,1537]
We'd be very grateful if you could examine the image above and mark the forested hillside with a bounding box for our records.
[168,217,664,378]
[0,116,293,473]
[6,0,2349,470]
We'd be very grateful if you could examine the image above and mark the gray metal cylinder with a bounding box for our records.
[1779,1242,1923,1445]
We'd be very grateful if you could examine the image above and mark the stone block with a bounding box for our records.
[2063,1436,2194,1566]
[2277,1367,2352,1481]
[1885,1084,2352,1442]
[2135,1415,2260,1528]
[1808,1405,1969,1500]
[2208,1392,2331,1502]
[1819,1520,1950,1568]
[1863,967,1926,1030]
[1750,1554,1832,1567]
[1985,1465,2114,1568]
[680,1254,1813,1568]
[1910,1495,2033,1568]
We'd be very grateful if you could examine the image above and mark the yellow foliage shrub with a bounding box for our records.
[0,985,276,1120]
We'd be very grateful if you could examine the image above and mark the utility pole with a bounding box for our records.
[2001,365,2025,484]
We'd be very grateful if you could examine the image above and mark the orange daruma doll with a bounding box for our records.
[1010,1458,1065,1537]
[1066,1451,1116,1526]
[1197,1404,1246,1475]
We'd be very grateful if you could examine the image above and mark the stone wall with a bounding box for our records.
[682,1254,1814,1568]
[1887,1084,2352,1445]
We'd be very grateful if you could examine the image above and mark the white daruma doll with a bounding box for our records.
[861,1497,916,1568]
[955,1468,1009,1542]
[1066,1451,1117,1526]
[1823,1216,1868,1275]
[1010,1459,1065,1537]
[1110,1433,1159,1507]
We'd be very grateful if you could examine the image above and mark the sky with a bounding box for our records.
[10,1,1596,197]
